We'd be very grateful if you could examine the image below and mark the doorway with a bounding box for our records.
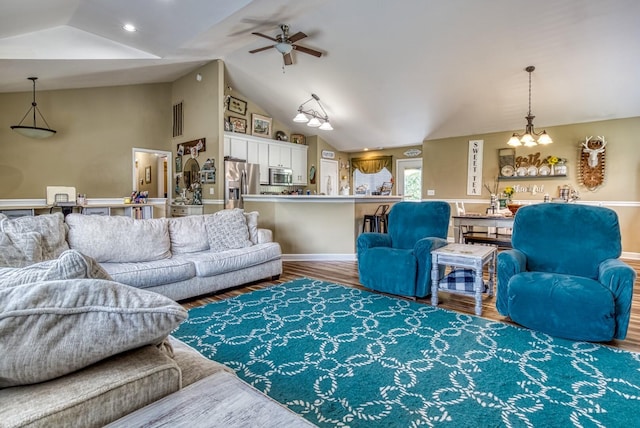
[132,148,172,200]
[396,158,422,200]
[320,159,338,196]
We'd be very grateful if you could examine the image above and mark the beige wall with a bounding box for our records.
[423,116,640,252]
[307,135,349,193]
[172,60,224,205]
[0,84,172,199]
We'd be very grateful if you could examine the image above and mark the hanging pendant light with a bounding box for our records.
[292,93,333,130]
[507,66,551,147]
[11,77,57,139]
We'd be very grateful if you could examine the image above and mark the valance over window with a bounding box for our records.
[351,156,392,174]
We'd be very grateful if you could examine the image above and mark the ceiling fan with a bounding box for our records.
[249,24,322,66]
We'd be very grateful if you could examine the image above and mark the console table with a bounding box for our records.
[430,243,496,316]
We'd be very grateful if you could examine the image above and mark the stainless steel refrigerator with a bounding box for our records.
[224,158,260,209]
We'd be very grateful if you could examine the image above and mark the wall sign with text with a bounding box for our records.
[467,140,483,196]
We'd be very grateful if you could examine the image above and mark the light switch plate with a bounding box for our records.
[427,189,435,196]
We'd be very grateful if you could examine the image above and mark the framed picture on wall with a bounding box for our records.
[251,113,272,138]
[229,116,247,133]
[227,96,247,115]
[145,166,152,183]
[175,156,182,173]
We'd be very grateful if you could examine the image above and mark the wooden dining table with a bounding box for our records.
[452,215,515,244]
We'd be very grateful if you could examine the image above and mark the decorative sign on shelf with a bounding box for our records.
[499,151,568,178]
[467,140,483,196]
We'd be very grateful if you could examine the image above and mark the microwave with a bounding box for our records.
[269,167,293,185]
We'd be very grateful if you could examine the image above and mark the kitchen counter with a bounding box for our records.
[243,195,403,259]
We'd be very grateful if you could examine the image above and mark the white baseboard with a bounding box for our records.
[282,253,357,262]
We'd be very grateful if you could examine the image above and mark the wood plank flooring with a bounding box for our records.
[182,259,640,353]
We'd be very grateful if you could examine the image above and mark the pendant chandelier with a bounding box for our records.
[293,93,333,130]
[507,66,552,147]
[11,77,57,139]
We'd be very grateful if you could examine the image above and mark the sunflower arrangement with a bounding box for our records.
[503,186,515,199]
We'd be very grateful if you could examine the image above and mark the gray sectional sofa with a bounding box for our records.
[0,210,313,427]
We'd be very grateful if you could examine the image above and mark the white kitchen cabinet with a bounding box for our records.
[268,143,291,168]
[224,136,248,160]
[291,145,308,185]
[247,140,270,184]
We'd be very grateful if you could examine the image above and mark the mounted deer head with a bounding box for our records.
[582,136,607,168]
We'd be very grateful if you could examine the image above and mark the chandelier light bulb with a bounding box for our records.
[319,121,333,131]
[307,117,321,127]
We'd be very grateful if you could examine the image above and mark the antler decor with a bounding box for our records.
[579,136,607,191]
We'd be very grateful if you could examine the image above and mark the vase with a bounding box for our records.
[550,164,555,175]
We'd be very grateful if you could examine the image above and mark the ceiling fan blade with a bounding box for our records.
[283,52,293,66]
[292,45,322,58]
[249,45,275,54]
[287,31,307,43]
[252,32,278,42]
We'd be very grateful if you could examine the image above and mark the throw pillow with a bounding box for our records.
[0,231,44,267]
[0,279,187,388]
[0,249,112,289]
[244,211,260,244]
[0,212,69,260]
[205,208,252,252]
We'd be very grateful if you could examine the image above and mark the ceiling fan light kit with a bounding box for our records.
[507,66,552,147]
[249,24,322,66]
[11,77,57,139]
[293,93,332,131]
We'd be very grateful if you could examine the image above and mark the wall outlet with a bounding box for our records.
[427,189,435,196]
[209,188,214,195]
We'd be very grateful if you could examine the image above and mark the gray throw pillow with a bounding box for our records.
[0,231,44,267]
[0,212,69,260]
[0,249,112,289]
[0,279,187,388]
[205,209,252,252]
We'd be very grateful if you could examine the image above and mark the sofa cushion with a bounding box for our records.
[168,215,210,254]
[66,214,171,262]
[0,344,181,427]
[177,242,282,278]
[0,212,68,260]
[101,258,196,289]
[205,208,252,252]
[0,278,187,388]
[0,249,111,289]
[0,231,43,267]
[244,211,259,244]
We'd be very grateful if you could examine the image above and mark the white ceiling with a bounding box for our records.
[2,0,640,152]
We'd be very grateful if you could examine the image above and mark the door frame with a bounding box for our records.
[396,158,422,199]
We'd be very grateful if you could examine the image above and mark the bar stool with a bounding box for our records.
[362,204,390,233]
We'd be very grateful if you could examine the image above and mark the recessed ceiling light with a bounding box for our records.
[123,24,137,32]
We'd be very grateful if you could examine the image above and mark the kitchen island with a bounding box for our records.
[243,194,403,260]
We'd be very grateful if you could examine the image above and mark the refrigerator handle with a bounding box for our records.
[241,170,248,194]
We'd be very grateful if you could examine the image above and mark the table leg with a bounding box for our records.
[474,259,483,316]
[430,253,439,307]
[488,250,496,296]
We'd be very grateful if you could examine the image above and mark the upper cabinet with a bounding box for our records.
[223,132,307,186]
[268,143,292,168]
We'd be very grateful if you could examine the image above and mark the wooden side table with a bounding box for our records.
[430,243,496,316]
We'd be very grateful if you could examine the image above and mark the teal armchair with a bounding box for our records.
[497,203,635,342]
[357,201,450,298]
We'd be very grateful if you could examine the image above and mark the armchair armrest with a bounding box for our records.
[599,258,637,339]
[414,237,448,298]
[496,249,527,315]
[357,232,392,253]
[257,228,273,244]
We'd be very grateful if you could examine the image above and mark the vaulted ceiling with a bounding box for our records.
[2,0,639,152]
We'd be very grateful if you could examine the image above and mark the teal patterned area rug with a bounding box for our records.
[173,278,640,427]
